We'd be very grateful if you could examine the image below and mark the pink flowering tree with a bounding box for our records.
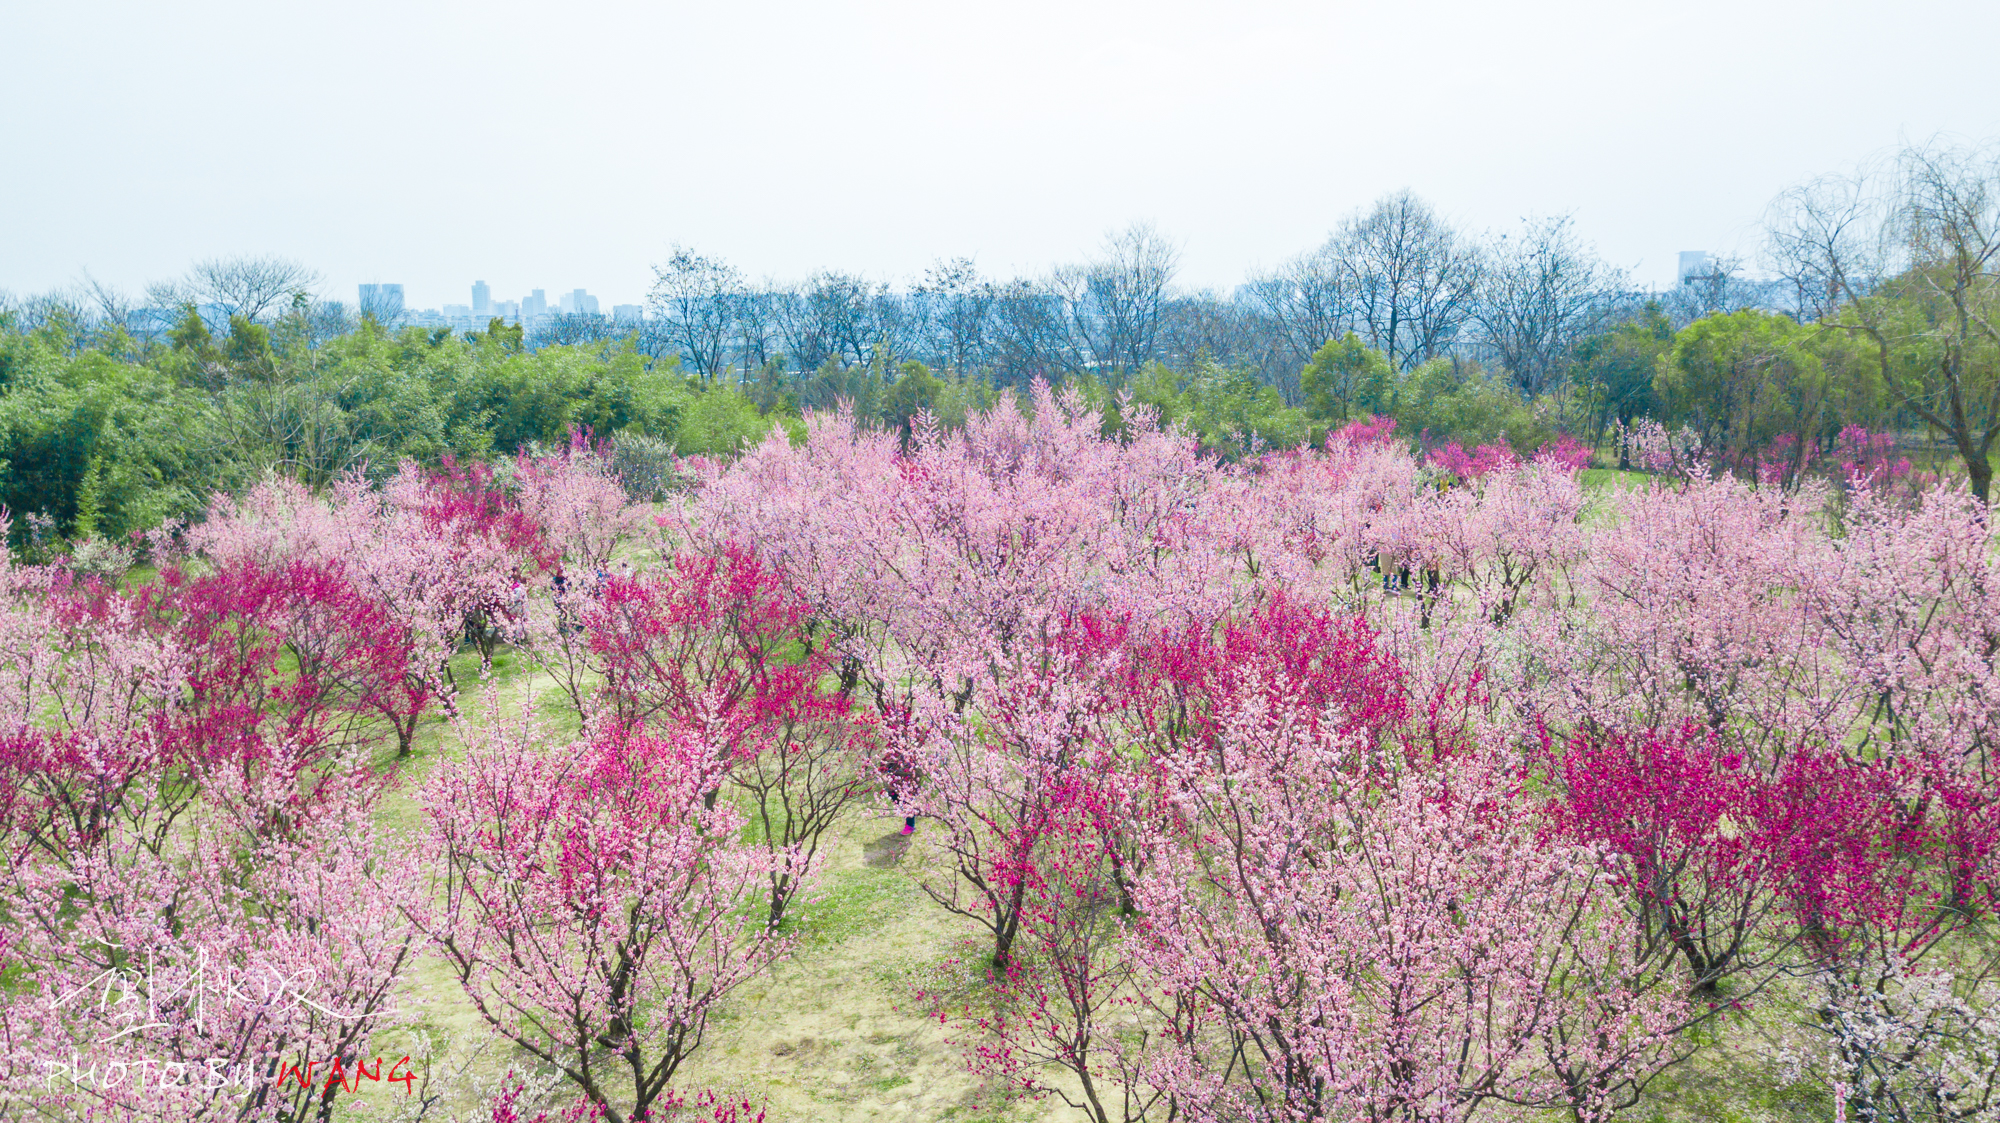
[929,767,1172,1123]
[921,598,1689,1123]
[0,551,418,1122]
[904,645,1110,974]
[1126,649,1685,1123]
[514,432,650,574]
[580,546,868,928]
[409,707,796,1123]
[508,433,655,709]
[3,760,417,1122]
[676,385,1239,721]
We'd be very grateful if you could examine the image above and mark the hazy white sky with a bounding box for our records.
[4,0,1996,309]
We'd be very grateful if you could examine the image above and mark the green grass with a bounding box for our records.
[1577,466,1652,492]
[776,852,926,947]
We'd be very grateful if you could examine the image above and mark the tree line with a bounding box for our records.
[1,137,1993,554]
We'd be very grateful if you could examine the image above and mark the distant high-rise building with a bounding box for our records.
[493,300,520,322]
[358,282,405,322]
[559,288,600,316]
[612,304,643,325]
[522,289,548,320]
[1677,251,1714,285]
[472,280,491,315]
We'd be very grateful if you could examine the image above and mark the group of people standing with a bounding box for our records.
[496,560,634,638]
[1364,469,1454,601]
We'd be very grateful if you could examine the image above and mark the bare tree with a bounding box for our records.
[1657,253,1777,328]
[648,246,744,381]
[356,284,407,328]
[733,284,781,372]
[1244,244,1358,373]
[77,273,136,332]
[1332,190,1482,371]
[179,255,322,321]
[1156,292,1299,401]
[1768,138,2000,500]
[774,272,879,372]
[1053,221,1180,377]
[1474,214,1625,394]
[11,288,92,353]
[915,257,996,375]
[989,278,1074,386]
[270,291,357,355]
[867,286,921,370]
[36,273,168,353]
[531,312,619,349]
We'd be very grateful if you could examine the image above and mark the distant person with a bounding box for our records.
[506,565,527,628]
[880,747,922,836]
[552,563,575,634]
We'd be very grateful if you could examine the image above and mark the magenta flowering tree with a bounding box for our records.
[584,547,822,743]
[409,709,796,1123]
[1428,439,1521,481]
[189,462,551,736]
[0,548,418,1122]
[1534,434,1594,473]
[581,546,868,928]
[162,557,430,780]
[1545,722,1812,992]
[1832,425,1916,490]
[1331,414,1400,447]
[932,767,1171,1123]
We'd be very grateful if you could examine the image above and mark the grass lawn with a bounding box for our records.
[348,643,1064,1123]
[1577,466,1653,493]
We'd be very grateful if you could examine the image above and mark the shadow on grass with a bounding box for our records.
[862,830,912,868]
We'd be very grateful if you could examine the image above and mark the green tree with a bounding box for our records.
[71,456,105,539]
[1573,301,1673,435]
[166,303,225,389]
[1301,332,1393,423]
[1653,310,1829,468]
[1391,357,1557,452]
[0,346,220,543]
[224,314,275,377]
[883,361,944,442]
[1768,140,2000,499]
[672,382,772,456]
